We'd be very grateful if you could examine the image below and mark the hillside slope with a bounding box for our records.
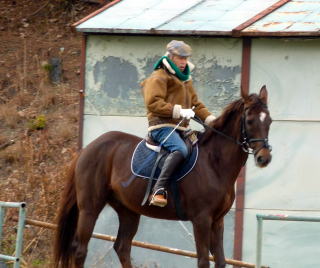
[0,0,104,266]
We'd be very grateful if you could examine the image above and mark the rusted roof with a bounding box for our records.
[74,0,320,36]
[242,0,320,36]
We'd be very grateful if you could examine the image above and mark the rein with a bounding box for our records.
[192,116,242,146]
[192,114,271,155]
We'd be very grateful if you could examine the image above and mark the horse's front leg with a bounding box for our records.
[192,216,212,268]
[210,219,226,268]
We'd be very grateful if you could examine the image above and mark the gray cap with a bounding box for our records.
[166,40,192,57]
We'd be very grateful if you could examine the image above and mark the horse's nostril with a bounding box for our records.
[256,154,272,166]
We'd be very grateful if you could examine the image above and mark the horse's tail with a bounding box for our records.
[53,153,80,268]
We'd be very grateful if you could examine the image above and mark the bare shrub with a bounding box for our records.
[13,90,35,108]
[0,141,24,180]
[0,134,7,145]
[0,103,21,128]
[38,87,58,110]
[0,0,95,265]
[48,121,76,147]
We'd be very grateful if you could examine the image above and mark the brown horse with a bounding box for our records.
[54,86,272,268]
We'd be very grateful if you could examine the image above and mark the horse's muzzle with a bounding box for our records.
[255,147,272,168]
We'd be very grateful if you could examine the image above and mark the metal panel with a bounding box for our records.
[246,121,320,211]
[249,38,320,121]
[244,121,320,268]
[163,0,279,32]
[77,0,202,31]
[84,35,242,117]
[83,115,207,147]
[76,0,280,35]
[255,214,320,268]
[82,115,148,147]
[243,38,320,267]
[244,0,320,34]
[243,209,320,267]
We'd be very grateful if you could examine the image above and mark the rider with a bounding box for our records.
[142,40,216,207]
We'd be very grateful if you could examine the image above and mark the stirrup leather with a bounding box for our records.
[149,188,168,207]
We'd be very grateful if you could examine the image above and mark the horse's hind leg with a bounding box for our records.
[209,220,226,268]
[112,203,140,268]
[73,206,105,267]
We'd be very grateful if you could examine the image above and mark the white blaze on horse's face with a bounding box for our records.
[259,112,267,122]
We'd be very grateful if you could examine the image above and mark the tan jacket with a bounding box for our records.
[141,68,214,131]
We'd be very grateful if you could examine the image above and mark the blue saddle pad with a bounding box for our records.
[131,140,198,181]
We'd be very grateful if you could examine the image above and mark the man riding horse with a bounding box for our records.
[142,40,216,207]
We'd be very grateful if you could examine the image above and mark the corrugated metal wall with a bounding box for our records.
[83,35,242,267]
[82,35,320,267]
[244,38,320,268]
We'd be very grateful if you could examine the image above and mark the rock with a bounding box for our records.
[49,18,58,23]
[18,111,25,117]
[49,58,62,84]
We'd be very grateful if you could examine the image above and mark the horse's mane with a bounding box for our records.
[213,98,244,129]
[198,93,264,145]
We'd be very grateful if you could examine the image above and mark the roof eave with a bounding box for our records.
[75,28,233,37]
[239,31,320,37]
[76,27,320,38]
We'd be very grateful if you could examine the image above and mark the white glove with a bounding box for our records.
[180,108,195,119]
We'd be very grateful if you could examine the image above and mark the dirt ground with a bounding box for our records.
[0,0,108,266]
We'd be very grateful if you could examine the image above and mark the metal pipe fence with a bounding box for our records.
[0,202,26,268]
[256,213,320,268]
[12,217,269,268]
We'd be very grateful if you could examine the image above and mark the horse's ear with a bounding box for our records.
[259,85,268,104]
[241,85,248,100]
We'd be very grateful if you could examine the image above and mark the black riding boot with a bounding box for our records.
[150,150,185,207]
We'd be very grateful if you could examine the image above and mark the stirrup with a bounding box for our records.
[149,188,167,207]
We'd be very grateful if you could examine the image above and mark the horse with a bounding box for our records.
[53,85,272,268]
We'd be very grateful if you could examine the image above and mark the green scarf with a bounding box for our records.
[153,56,190,81]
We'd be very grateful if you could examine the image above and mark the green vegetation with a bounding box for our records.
[28,115,47,130]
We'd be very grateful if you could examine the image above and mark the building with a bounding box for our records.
[74,0,320,267]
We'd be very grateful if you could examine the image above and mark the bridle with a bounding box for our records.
[240,109,272,155]
[192,107,272,155]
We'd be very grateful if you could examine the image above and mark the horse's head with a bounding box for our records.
[241,85,272,167]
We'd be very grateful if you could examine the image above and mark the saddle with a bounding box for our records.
[131,131,199,181]
[131,130,199,219]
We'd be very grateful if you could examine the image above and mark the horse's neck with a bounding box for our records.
[203,114,248,184]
